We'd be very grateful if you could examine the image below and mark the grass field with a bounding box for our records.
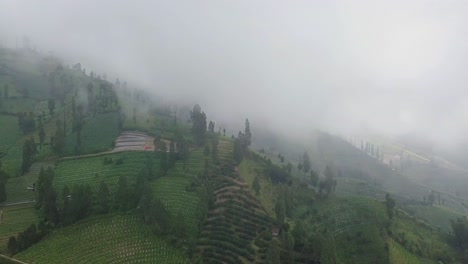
[16,214,189,264]
[0,203,39,252]
[54,152,157,193]
[388,238,427,264]
[64,112,120,156]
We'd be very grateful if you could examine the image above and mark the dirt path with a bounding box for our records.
[0,254,29,264]
[4,200,35,207]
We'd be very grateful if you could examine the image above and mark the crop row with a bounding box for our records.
[54,152,154,191]
[16,214,188,264]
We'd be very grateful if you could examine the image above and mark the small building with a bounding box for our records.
[271,226,282,237]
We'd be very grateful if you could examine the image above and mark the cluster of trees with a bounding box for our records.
[423,190,442,206]
[7,221,49,256]
[275,187,293,224]
[0,84,9,108]
[451,217,468,252]
[297,152,311,175]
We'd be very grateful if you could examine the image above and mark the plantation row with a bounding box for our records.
[197,160,272,264]
[16,214,188,264]
[388,238,425,264]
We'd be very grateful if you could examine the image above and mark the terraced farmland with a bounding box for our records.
[0,203,39,252]
[298,196,387,236]
[195,140,273,264]
[16,214,189,264]
[54,152,157,192]
[113,131,155,152]
[388,239,427,264]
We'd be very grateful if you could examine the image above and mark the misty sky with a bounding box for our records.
[1,0,468,147]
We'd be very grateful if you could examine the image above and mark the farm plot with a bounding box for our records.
[217,138,233,162]
[299,196,387,236]
[64,112,120,155]
[112,131,155,152]
[16,214,188,264]
[54,152,156,193]
[197,161,272,264]
[152,177,202,236]
[0,115,23,176]
[0,115,22,149]
[0,203,39,252]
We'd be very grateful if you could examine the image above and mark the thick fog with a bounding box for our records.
[1,0,468,149]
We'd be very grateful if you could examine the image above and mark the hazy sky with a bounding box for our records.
[1,0,468,147]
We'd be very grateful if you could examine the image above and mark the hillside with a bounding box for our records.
[0,47,463,264]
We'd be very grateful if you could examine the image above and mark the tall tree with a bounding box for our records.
[253,175,261,195]
[38,127,45,149]
[275,197,286,224]
[47,99,55,115]
[244,118,252,147]
[0,162,9,204]
[116,176,130,211]
[302,151,311,174]
[52,120,65,155]
[22,138,37,174]
[96,181,110,214]
[7,236,17,256]
[190,104,207,146]
[4,84,9,99]
[385,193,396,219]
[310,170,319,187]
[323,166,336,195]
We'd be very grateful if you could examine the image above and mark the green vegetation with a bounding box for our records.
[64,112,120,155]
[54,152,156,192]
[0,204,39,252]
[16,214,188,264]
[153,177,202,236]
[0,47,464,264]
[388,238,427,264]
